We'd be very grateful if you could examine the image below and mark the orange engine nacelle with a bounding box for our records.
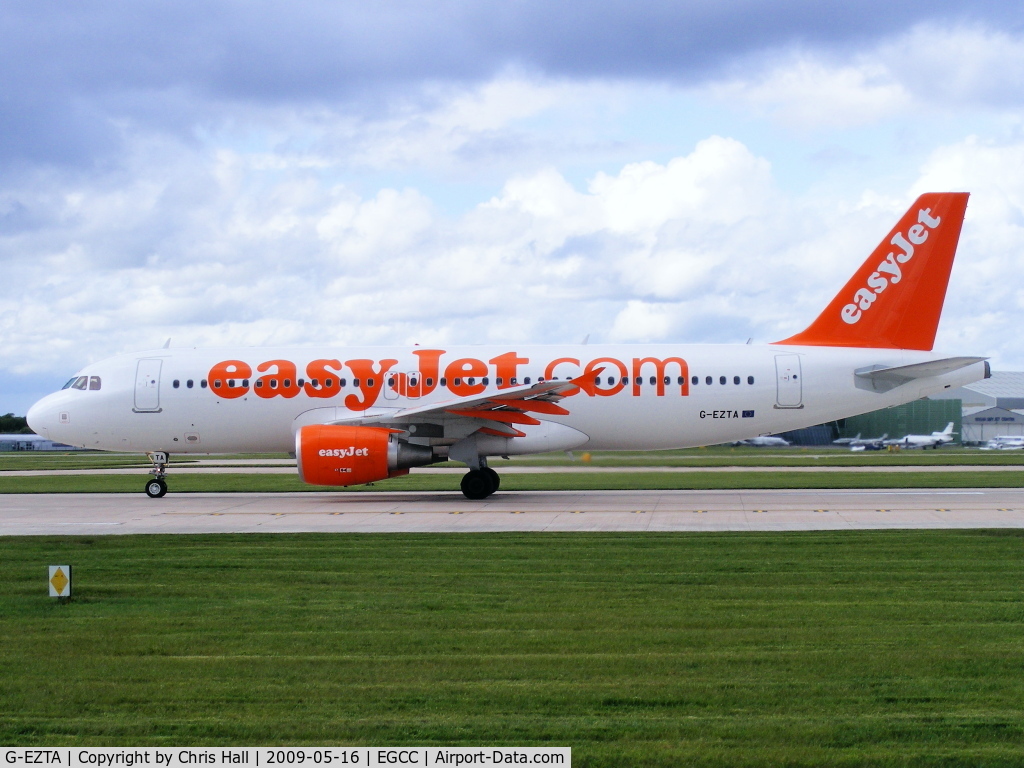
[296,424,435,487]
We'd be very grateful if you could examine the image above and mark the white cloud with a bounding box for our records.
[711,58,910,129]
[706,25,1024,130]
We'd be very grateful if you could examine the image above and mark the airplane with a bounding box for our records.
[831,433,860,445]
[981,435,1024,450]
[733,435,790,447]
[883,422,957,450]
[27,192,989,499]
[843,433,888,451]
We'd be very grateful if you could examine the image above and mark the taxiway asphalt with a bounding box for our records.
[2,488,1022,535]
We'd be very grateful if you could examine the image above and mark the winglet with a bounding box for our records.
[775,193,969,350]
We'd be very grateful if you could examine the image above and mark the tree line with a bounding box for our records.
[0,413,32,433]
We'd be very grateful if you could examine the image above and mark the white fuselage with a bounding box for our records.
[28,344,986,456]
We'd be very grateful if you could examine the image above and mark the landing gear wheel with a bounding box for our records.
[482,467,500,492]
[145,479,167,498]
[461,469,496,500]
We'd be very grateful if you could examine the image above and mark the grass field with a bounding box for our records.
[2,469,1024,494]
[2,531,1023,766]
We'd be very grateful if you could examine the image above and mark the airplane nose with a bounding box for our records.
[27,396,53,439]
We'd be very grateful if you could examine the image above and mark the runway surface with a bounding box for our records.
[2,488,1023,535]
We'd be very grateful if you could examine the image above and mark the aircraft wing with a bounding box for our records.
[324,375,589,437]
[855,356,987,393]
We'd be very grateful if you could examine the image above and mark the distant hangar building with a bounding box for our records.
[927,371,1024,444]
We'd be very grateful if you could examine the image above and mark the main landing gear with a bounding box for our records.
[461,467,500,500]
[145,451,169,498]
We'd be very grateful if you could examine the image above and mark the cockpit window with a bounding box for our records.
[61,378,78,390]
[89,376,102,390]
[71,376,88,390]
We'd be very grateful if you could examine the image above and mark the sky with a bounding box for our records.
[3,0,1024,414]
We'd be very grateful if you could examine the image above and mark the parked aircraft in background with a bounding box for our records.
[734,435,791,447]
[982,435,1024,450]
[846,434,888,451]
[832,433,861,445]
[884,422,957,449]
[28,193,988,498]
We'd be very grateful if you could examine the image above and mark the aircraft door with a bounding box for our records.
[406,371,421,400]
[383,372,400,400]
[383,372,422,400]
[774,354,803,409]
[134,359,163,412]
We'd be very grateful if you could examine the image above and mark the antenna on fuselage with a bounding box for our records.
[162,338,171,349]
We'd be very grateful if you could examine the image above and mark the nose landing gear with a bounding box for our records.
[145,451,169,498]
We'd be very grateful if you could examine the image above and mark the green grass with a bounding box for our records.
[2,532,1024,766]
[1,470,1023,494]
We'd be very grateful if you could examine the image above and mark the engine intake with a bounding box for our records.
[296,424,437,487]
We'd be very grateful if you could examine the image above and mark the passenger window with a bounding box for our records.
[705,376,712,385]
[426,378,434,387]
[692,376,698,385]
[454,378,462,386]
[734,376,740,385]
[311,378,319,388]
[173,380,180,389]
[388,376,396,387]
[337,378,344,387]
[649,376,656,386]
[366,378,374,387]
[510,378,517,385]
[748,376,754,385]
[496,377,503,386]
[664,376,670,385]
[677,376,684,385]
[214,380,222,388]
[255,380,264,388]
[719,376,726,385]
[482,377,489,385]
[186,380,194,389]
[440,378,447,386]
[201,379,208,388]
[467,377,476,386]
[89,376,102,390]
[297,378,304,387]
[607,377,615,385]
[228,379,236,388]
[622,377,629,385]
[284,379,292,388]
[524,377,531,384]
[243,379,249,387]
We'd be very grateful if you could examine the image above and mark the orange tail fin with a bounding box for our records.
[775,192,969,350]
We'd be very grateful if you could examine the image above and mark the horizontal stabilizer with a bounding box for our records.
[854,356,986,393]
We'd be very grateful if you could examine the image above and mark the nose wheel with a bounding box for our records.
[145,451,169,498]
[461,467,500,499]
[145,478,168,498]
